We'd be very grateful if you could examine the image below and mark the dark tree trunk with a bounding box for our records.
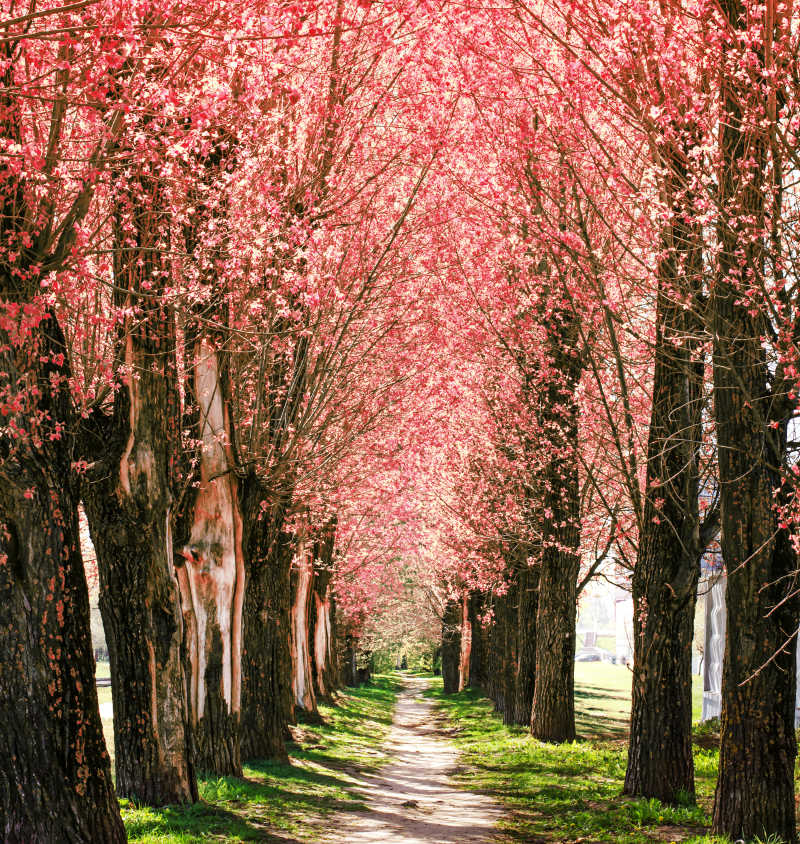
[531,539,578,742]
[341,633,359,687]
[624,144,704,804]
[513,565,539,727]
[82,173,196,806]
[530,303,582,744]
[467,592,485,689]
[502,579,519,726]
[326,594,340,693]
[711,10,799,836]
[485,592,506,710]
[85,487,197,805]
[239,483,294,762]
[441,599,462,694]
[0,314,124,843]
[712,317,799,840]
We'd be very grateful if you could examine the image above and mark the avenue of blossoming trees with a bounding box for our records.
[2,0,800,841]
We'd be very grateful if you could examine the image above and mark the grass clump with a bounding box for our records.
[122,673,400,843]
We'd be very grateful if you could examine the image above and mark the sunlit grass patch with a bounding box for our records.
[428,670,727,844]
[122,673,401,843]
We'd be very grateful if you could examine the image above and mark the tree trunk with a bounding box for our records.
[309,519,337,701]
[175,338,245,776]
[441,599,462,694]
[341,633,359,687]
[85,463,196,805]
[467,592,485,689]
[711,321,799,840]
[625,524,700,802]
[513,565,539,726]
[530,305,582,743]
[0,313,125,843]
[531,539,578,741]
[624,149,704,803]
[502,579,519,726]
[458,592,472,691]
[239,483,294,762]
[485,592,506,710]
[82,177,196,806]
[710,10,798,833]
[311,587,336,701]
[290,531,317,716]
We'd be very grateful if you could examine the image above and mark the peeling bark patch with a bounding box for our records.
[291,542,315,713]
[178,340,245,721]
[314,597,331,698]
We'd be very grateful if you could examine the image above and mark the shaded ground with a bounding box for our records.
[326,675,502,844]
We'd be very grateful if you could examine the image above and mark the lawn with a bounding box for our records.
[117,674,400,843]
[572,663,703,740]
[428,664,756,844]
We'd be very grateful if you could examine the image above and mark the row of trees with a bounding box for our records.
[5,0,800,842]
[0,1,444,840]
[429,2,800,843]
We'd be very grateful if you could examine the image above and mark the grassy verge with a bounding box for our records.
[428,666,744,844]
[121,674,400,843]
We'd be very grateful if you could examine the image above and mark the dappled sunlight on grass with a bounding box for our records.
[122,674,401,843]
[427,669,737,844]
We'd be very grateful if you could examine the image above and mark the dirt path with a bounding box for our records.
[325,676,503,844]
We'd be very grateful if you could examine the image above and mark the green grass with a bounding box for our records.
[95,662,114,764]
[121,674,400,842]
[428,665,737,844]
[571,663,704,739]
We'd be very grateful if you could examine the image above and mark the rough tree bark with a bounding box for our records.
[0,313,125,843]
[711,4,799,837]
[485,591,506,711]
[623,137,706,804]
[530,312,582,743]
[82,165,196,806]
[513,564,539,727]
[239,486,294,762]
[175,337,245,776]
[441,599,462,694]
[502,579,520,726]
[0,32,125,837]
[467,592,485,689]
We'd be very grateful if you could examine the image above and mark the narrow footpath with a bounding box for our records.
[327,676,503,844]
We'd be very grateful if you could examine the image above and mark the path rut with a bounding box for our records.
[325,675,502,844]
